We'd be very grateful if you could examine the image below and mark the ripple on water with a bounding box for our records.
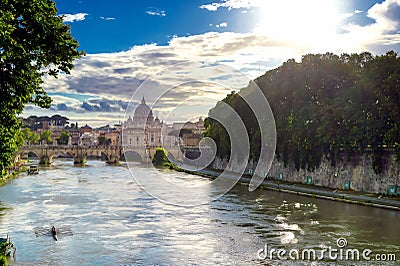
[0,161,399,265]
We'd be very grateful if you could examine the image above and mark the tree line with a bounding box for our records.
[205,51,400,174]
[15,128,70,146]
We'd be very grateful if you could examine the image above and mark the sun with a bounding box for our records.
[255,0,341,50]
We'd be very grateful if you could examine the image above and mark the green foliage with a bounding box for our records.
[56,130,70,145]
[0,0,83,177]
[15,128,25,147]
[21,127,38,145]
[163,161,177,170]
[152,148,169,167]
[98,136,111,146]
[40,129,52,144]
[0,242,8,266]
[0,256,6,266]
[206,51,400,174]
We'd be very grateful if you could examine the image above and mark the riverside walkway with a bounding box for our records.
[196,168,400,211]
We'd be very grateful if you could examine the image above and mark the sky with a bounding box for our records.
[24,0,400,127]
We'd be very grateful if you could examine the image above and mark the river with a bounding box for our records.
[0,159,399,265]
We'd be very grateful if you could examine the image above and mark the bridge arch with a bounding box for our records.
[14,149,41,164]
[52,151,74,159]
[121,150,143,163]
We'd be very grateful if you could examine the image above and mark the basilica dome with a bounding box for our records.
[134,97,152,118]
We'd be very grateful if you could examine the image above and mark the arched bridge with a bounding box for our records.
[15,145,187,165]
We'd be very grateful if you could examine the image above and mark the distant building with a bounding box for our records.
[122,97,165,147]
[69,130,80,145]
[42,121,50,130]
[171,118,205,146]
[79,132,95,146]
[182,133,203,146]
[50,128,62,143]
[162,124,178,147]
[80,124,93,134]
[104,131,120,146]
[122,97,205,148]
[114,123,122,132]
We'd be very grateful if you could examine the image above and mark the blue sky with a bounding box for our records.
[24,0,400,126]
[56,0,258,53]
[57,0,388,53]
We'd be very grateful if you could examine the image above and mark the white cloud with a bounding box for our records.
[146,9,166,17]
[200,0,263,11]
[342,12,355,19]
[200,3,219,11]
[60,13,88,23]
[216,22,228,28]
[38,31,299,124]
[34,0,400,126]
[341,0,400,49]
[100,16,116,21]
[341,9,364,19]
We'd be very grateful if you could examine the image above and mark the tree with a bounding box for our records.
[21,127,38,145]
[98,136,111,146]
[15,129,24,147]
[29,130,39,145]
[56,130,70,145]
[152,148,169,167]
[40,130,52,144]
[206,51,400,173]
[0,0,84,177]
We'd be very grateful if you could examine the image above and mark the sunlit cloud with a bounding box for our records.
[32,0,400,126]
[216,22,228,28]
[100,16,116,21]
[146,8,166,17]
[341,0,400,50]
[200,0,263,11]
[60,13,88,23]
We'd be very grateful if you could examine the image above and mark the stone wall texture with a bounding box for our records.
[211,154,400,194]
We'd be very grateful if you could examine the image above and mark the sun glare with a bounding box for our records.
[255,0,341,50]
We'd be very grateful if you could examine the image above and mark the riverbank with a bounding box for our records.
[184,168,400,211]
[0,166,26,187]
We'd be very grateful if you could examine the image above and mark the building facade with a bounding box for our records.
[122,97,206,148]
[122,97,164,147]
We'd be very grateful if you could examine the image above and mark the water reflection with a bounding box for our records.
[0,159,398,265]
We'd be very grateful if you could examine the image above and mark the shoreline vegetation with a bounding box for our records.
[0,235,16,266]
[0,161,26,187]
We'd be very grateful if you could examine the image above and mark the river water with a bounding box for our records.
[0,159,399,265]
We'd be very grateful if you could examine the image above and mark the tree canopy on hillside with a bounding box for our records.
[205,51,400,174]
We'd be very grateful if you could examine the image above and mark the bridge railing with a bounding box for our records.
[19,145,124,149]
[19,144,205,150]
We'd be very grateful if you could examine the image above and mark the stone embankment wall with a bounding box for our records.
[211,154,400,194]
